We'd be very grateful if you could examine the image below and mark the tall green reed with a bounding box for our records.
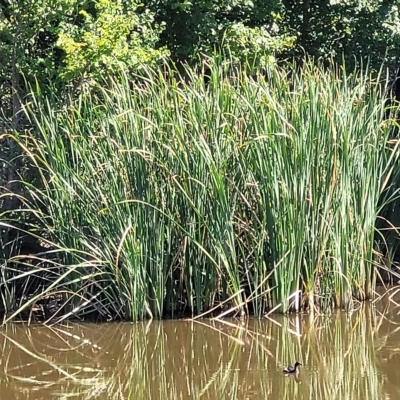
[236,62,399,312]
[7,57,400,321]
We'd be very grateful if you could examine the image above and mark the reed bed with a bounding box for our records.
[6,58,400,321]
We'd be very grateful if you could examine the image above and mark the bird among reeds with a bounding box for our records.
[283,361,302,374]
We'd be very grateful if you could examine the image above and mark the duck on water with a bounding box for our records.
[283,361,302,374]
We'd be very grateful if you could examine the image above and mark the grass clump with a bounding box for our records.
[4,57,400,322]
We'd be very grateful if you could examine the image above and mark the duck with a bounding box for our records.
[283,361,302,374]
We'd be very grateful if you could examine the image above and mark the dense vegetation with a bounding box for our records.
[1,0,400,322]
[2,0,400,99]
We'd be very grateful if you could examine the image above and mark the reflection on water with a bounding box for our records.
[2,292,400,399]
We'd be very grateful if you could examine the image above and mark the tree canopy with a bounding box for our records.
[0,0,399,98]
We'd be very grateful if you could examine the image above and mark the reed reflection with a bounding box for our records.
[0,302,399,399]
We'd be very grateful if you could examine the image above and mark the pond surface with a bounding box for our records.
[2,291,400,399]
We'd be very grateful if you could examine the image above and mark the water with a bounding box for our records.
[1,294,400,399]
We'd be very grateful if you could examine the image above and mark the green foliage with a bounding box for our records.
[3,0,400,322]
[8,59,399,321]
[56,0,168,81]
[2,0,400,96]
[0,0,167,94]
[145,0,292,64]
[0,0,74,90]
[221,22,295,68]
[282,0,400,70]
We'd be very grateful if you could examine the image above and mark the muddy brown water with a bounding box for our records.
[2,292,400,399]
